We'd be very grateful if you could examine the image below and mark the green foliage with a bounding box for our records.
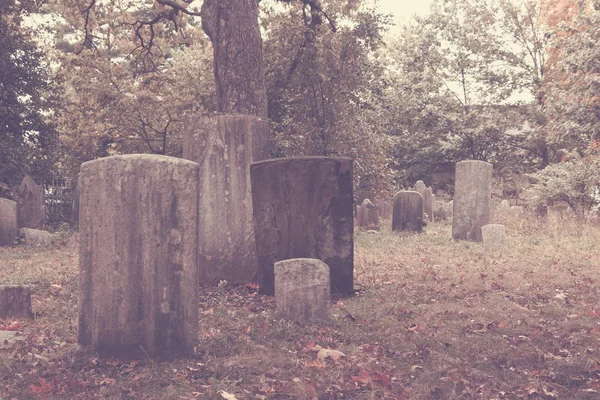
[0,0,59,196]
[263,0,395,195]
[529,152,600,216]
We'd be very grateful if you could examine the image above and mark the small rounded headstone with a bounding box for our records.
[0,285,33,319]
[481,224,508,252]
[275,258,330,321]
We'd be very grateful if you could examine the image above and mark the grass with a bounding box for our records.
[1,212,600,399]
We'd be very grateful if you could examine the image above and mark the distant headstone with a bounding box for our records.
[0,286,32,319]
[392,191,423,232]
[71,173,80,224]
[425,188,434,222]
[78,155,199,359]
[361,199,379,230]
[413,181,427,221]
[18,228,53,246]
[481,224,508,252]
[357,203,368,229]
[274,258,330,321]
[447,200,453,219]
[510,206,524,215]
[183,114,270,284]
[0,198,17,246]
[434,201,447,222]
[12,175,45,229]
[500,200,510,211]
[251,157,354,296]
[452,160,493,242]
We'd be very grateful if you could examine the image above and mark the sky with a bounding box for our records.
[375,0,433,33]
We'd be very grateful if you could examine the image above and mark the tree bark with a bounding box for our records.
[201,0,268,118]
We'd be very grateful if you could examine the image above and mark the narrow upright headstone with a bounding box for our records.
[447,200,453,219]
[0,198,17,246]
[183,114,270,284]
[434,200,447,222]
[251,157,354,296]
[481,224,508,252]
[12,175,45,229]
[0,286,32,319]
[425,188,434,222]
[392,191,423,232]
[72,173,81,224]
[452,160,493,242]
[500,200,510,211]
[361,199,379,230]
[78,155,199,359]
[274,258,330,321]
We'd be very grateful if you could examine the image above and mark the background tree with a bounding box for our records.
[0,0,60,196]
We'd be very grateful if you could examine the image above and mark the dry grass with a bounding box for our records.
[1,213,600,399]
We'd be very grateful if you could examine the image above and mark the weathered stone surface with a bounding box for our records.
[12,175,45,229]
[434,201,447,222]
[357,199,378,230]
[274,258,330,321]
[367,201,379,229]
[0,330,25,346]
[72,173,80,223]
[0,286,32,319]
[392,191,423,232]
[356,201,369,230]
[78,155,199,359]
[452,160,493,242]
[0,198,17,246]
[250,157,354,296]
[500,200,510,211]
[425,188,434,222]
[482,224,508,252]
[19,228,53,246]
[510,206,524,215]
[183,114,270,284]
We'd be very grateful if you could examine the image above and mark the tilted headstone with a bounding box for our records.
[0,198,17,246]
[250,157,354,296]
[78,155,199,359]
[434,200,447,222]
[481,224,508,252]
[392,191,423,232]
[452,160,493,242]
[18,228,53,246]
[274,258,330,321]
[12,175,45,229]
[183,114,270,284]
[0,286,32,319]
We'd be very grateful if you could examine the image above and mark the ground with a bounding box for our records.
[1,213,600,399]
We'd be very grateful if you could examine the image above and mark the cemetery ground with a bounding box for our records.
[1,216,600,399]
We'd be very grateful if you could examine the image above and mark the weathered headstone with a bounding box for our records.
[361,199,379,230]
[434,200,447,222]
[12,175,45,229]
[18,228,53,246]
[392,191,423,232]
[510,205,524,215]
[413,181,427,220]
[250,157,354,296]
[71,173,81,224]
[452,160,493,242]
[0,286,32,319]
[0,198,17,246]
[274,258,330,321]
[183,114,270,284]
[447,200,453,219]
[481,224,508,252]
[78,155,199,359]
[425,187,434,222]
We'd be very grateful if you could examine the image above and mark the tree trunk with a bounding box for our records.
[201,0,268,118]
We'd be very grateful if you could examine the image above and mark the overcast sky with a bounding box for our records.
[375,0,433,34]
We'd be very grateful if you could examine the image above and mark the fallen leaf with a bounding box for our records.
[316,348,345,362]
[219,390,238,400]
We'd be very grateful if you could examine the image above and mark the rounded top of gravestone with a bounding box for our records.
[361,199,374,207]
[393,190,422,200]
[0,198,16,206]
[81,154,200,172]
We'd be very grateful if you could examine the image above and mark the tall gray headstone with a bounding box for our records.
[452,160,493,242]
[12,175,45,229]
[78,155,199,359]
[183,114,270,284]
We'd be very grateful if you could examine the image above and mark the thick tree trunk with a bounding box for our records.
[201,0,268,118]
